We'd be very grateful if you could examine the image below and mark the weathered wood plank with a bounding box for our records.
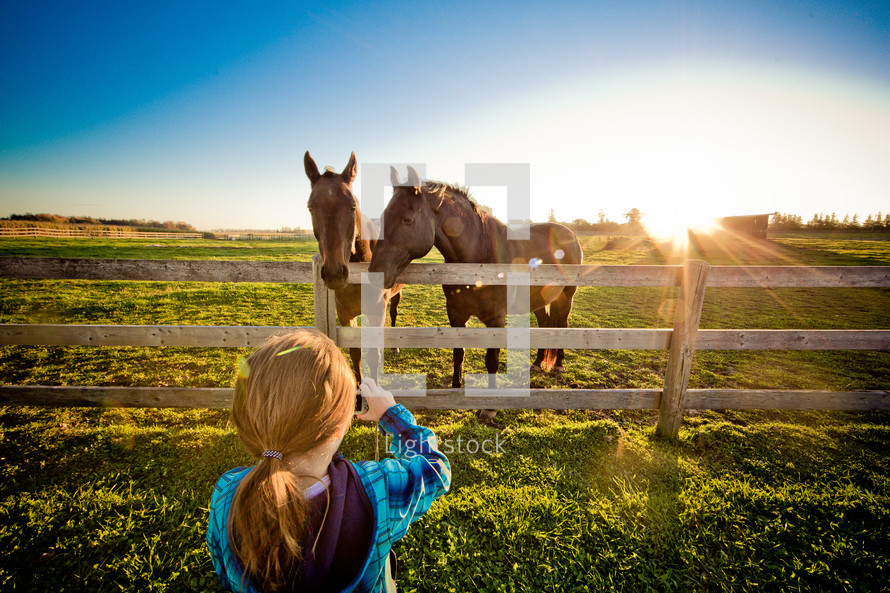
[352,262,890,287]
[658,260,710,439]
[0,385,233,408]
[0,257,313,283]
[339,328,890,351]
[336,327,673,349]
[403,389,662,409]
[4,325,888,351]
[1,385,886,411]
[0,385,656,410]
[347,262,684,286]
[0,324,308,347]
[707,266,890,288]
[3,258,888,288]
[684,389,890,411]
[0,385,660,410]
[697,329,890,350]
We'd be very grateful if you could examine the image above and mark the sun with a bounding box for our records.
[643,207,718,244]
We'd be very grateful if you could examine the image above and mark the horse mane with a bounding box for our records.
[423,181,489,219]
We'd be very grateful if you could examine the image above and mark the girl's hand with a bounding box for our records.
[357,378,397,422]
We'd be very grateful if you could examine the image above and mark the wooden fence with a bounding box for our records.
[1,255,888,438]
[0,228,203,239]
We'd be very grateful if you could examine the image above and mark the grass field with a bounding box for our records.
[1,234,889,592]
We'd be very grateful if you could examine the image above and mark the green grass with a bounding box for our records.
[0,237,319,261]
[1,235,889,591]
[2,407,887,592]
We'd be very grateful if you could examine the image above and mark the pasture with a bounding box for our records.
[1,234,889,592]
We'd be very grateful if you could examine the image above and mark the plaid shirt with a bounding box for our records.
[206,404,451,592]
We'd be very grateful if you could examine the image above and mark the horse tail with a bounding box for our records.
[537,285,576,371]
[537,304,559,371]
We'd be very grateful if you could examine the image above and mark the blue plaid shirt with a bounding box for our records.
[206,404,451,592]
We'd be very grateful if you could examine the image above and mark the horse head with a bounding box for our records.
[369,166,436,289]
[304,151,360,290]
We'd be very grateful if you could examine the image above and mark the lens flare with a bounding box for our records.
[276,346,302,357]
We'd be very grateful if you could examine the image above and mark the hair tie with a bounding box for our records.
[262,450,283,461]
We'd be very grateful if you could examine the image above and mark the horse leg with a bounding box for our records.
[388,290,401,354]
[476,347,500,422]
[451,348,465,389]
[485,347,499,388]
[446,306,470,388]
[349,347,362,381]
[550,286,577,372]
[338,313,361,381]
[531,306,550,372]
[389,290,401,326]
[478,313,506,421]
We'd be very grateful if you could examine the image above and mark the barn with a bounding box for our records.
[712,212,777,240]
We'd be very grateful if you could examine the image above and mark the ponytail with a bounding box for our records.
[230,457,308,591]
[227,330,354,591]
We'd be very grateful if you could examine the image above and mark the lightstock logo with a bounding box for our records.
[358,162,533,402]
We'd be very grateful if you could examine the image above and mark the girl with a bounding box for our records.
[207,330,451,592]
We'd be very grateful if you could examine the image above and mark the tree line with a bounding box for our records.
[548,208,644,233]
[546,208,890,234]
[770,212,890,232]
[2,213,196,232]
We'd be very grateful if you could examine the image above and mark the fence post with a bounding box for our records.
[656,259,710,440]
[311,254,337,340]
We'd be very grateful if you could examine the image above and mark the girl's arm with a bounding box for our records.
[358,379,451,542]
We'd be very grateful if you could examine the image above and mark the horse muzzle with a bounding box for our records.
[321,263,349,289]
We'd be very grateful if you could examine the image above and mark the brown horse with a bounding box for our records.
[304,151,403,380]
[369,166,582,390]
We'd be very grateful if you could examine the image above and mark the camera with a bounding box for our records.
[355,387,369,415]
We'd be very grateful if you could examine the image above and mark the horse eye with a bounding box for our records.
[402,217,413,225]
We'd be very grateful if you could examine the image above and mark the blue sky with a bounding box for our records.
[1,1,888,231]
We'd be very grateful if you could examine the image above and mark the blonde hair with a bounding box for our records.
[228,329,355,591]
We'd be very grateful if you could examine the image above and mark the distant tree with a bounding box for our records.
[770,212,803,230]
[1,213,196,232]
[621,208,644,234]
[623,208,642,225]
[568,218,593,231]
[547,209,557,223]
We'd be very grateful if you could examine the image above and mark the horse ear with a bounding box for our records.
[407,166,420,188]
[342,152,357,184]
[390,166,402,187]
[304,151,320,185]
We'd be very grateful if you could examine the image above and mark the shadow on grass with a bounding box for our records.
[0,406,243,591]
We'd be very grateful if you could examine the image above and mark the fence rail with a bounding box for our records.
[2,324,888,351]
[2,257,888,287]
[0,228,203,239]
[1,255,889,438]
[0,385,886,411]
